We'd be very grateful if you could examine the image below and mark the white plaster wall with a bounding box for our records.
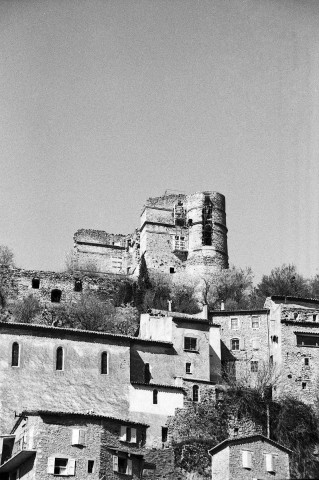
[211,446,230,480]
[139,315,173,342]
[129,385,183,415]
[210,327,221,359]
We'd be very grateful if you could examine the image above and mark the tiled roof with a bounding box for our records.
[208,434,292,455]
[0,321,172,346]
[131,382,184,391]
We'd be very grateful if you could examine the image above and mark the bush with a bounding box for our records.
[13,295,41,323]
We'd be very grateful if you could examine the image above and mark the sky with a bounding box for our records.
[1,0,319,282]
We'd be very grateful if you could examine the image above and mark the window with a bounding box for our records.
[251,316,260,329]
[32,278,40,289]
[269,355,273,367]
[11,342,20,367]
[74,280,82,292]
[87,460,94,474]
[174,202,186,226]
[174,235,186,251]
[272,335,278,343]
[120,426,137,443]
[51,289,62,303]
[56,347,64,371]
[113,456,132,475]
[162,427,168,443]
[170,267,175,274]
[313,314,317,322]
[296,334,319,347]
[302,382,307,389]
[153,389,158,404]
[185,362,192,374]
[202,224,212,246]
[242,450,252,469]
[192,385,199,402]
[265,453,275,472]
[305,357,309,366]
[251,361,258,373]
[144,363,151,383]
[101,352,108,374]
[234,427,239,436]
[230,318,239,330]
[184,337,197,351]
[47,457,75,476]
[71,429,86,446]
[231,338,239,351]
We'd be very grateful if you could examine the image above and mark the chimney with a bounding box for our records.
[202,304,208,319]
[221,300,225,311]
[168,300,172,312]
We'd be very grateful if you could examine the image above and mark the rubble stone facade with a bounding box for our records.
[73,190,229,277]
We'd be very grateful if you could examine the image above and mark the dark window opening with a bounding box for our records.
[202,196,213,245]
[231,338,239,351]
[54,458,68,475]
[186,362,191,374]
[313,314,317,322]
[101,352,108,374]
[288,374,292,379]
[272,335,278,343]
[144,363,151,383]
[184,337,197,351]
[12,342,19,367]
[74,280,82,292]
[126,427,131,442]
[88,460,94,474]
[118,458,127,474]
[153,389,158,404]
[174,202,186,226]
[302,382,307,389]
[56,347,64,371]
[297,334,319,347]
[294,312,299,319]
[170,267,175,274]
[162,427,168,443]
[32,278,40,289]
[251,361,258,373]
[269,355,273,367]
[51,289,62,303]
[305,357,309,366]
[192,385,199,402]
[203,224,212,246]
[188,218,193,226]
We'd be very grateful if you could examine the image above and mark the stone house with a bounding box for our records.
[0,410,148,480]
[208,434,291,480]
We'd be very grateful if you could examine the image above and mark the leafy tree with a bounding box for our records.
[256,264,310,299]
[13,295,41,323]
[0,245,15,267]
[142,272,172,311]
[112,304,139,336]
[67,294,114,331]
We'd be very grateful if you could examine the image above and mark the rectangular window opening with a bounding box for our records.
[186,362,192,374]
[162,427,168,443]
[251,361,258,373]
[87,460,94,474]
[184,337,197,351]
[231,318,239,330]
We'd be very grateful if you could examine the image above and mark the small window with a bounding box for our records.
[170,267,175,274]
[305,357,309,366]
[12,342,20,367]
[87,460,94,474]
[251,361,258,373]
[234,427,239,436]
[269,355,273,367]
[74,280,82,292]
[153,389,158,404]
[47,457,75,476]
[272,335,278,343]
[192,385,199,402]
[302,382,307,389]
[251,316,259,329]
[231,318,239,330]
[120,426,137,443]
[313,314,317,322]
[184,337,197,351]
[174,235,186,251]
[186,362,192,374]
[231,338,239,351]
[242,450,252,469]
[113,456,132,475]
[162,427,168,443]
[71,429,86,446]
[265,453,275,472]
[101,352,108,374]
[56,347,64,371]
[144,363,151,383]
[51,289,62,303]
[32,278,40,289]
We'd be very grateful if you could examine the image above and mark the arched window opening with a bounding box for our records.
[144,363,151,384]
[192,385,199,402]
[32,278,40,289]
[101,352,108,374]
[153,389,158,405]
[12,342,20,367]
[56,347,64,371]
[74,280,82,292]
[51,289,62,303]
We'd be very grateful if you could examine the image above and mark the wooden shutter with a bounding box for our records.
[71,429,80,445]
[242,450,252,468]
[78,429,86,446]
[67,458,76,475]
[130,428,137,443]
[120,426,127,441]
[126,459,133,475]
[265,453,274,472]
[113,455,118,472]
[47,456,55,474]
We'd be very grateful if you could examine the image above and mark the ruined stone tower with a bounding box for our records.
[73,190,228,276]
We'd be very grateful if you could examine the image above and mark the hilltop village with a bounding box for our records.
[0,191,319,479]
